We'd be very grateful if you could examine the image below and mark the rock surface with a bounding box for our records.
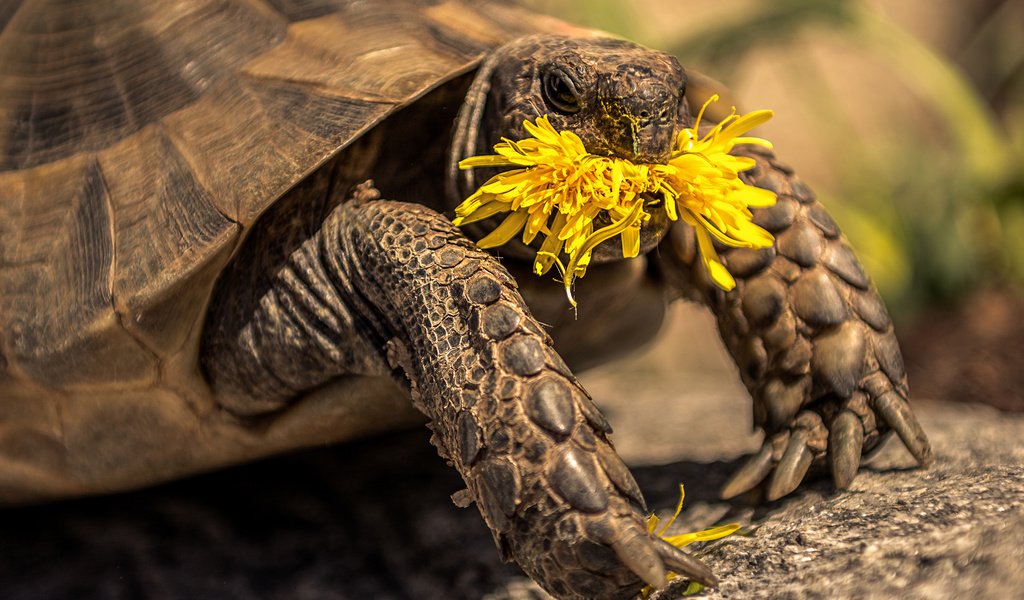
[562,304,1024,600]
[660,402,1024,600]
[1,305,1021,599]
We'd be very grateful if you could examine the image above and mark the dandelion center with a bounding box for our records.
[453,96,778,306]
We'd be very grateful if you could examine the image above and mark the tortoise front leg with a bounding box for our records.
[656,146,932,501]
[202,184,714,600]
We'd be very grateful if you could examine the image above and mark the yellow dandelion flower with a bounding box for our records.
[641,484,741,598]
[453,95,777,305]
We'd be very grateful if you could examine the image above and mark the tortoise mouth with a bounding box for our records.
[586,192,672,264]
[458,191,672,266]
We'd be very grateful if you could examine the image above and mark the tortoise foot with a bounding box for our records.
[720,369,933,501]
[657,145,933,502]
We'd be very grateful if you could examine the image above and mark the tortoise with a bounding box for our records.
[0,0,933,598]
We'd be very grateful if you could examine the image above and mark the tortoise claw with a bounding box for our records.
[829,410,864,490]
[720,442,774,500]
[875,392,933,467]
[766,430,813,501]
[654,538,719,588]
[610,528,668,590]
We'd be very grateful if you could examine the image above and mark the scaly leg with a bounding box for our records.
[656,146,932,500]
[203,184,715,600]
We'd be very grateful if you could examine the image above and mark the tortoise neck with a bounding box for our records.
[368,72,476,215]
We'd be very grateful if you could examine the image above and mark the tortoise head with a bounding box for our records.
[448,35,690,264]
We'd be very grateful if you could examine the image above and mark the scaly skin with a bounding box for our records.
[203,34,932,599]
[204,186,716,599]
[658,144,932,500]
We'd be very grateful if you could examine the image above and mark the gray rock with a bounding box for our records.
[0,304,1018,600]
[479,304,1024,599]
[584,304,1024,600]
[678,402,1024,600]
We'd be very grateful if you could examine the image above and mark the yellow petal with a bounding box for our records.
[739,186,778,208]
[621,225,640,258]
[696,226,736,291]
[731,136,773,149]
[459,155,515,169]
[565,201,645,278]
[721,109,774,138]
[452,199,513,225]
[456,108,776,304]
[655,484,686,537]
[662,523,742,548]
[523,208,552,245]
[534,212,568,275]
[477,210,529,249]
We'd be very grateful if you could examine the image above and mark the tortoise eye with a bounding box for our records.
[541,69,581,114]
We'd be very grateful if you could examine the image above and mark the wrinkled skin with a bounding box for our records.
[203,36,931,600]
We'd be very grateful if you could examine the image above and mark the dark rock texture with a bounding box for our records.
[1,305,1020,599]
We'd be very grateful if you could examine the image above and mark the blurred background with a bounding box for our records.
[525,0,1024,411]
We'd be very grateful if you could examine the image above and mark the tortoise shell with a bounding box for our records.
[0,0,596,503]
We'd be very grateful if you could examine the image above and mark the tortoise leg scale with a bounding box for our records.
[657,145,932,501]
[203,185,714,599]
